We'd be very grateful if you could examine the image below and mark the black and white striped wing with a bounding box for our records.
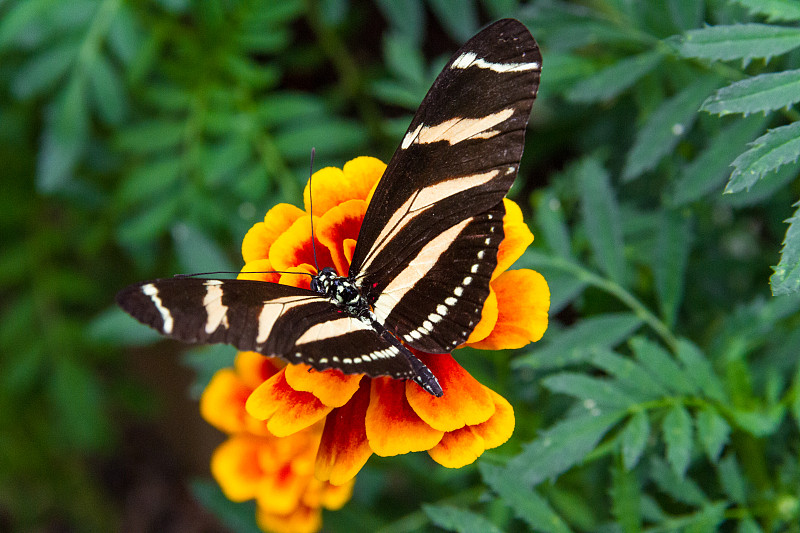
[115,278,419,380]
[350,19,541,353]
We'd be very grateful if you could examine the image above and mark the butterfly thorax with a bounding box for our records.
[311,267,369,317]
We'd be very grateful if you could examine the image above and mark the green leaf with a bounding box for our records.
[727,121,800,193]
[669,115,768,206]
[662,404,693,478]
[696,406,730,462]
[534,189,572,259]
[682,502,728,533]
[649,456,708,506]
[675,339,726,402]
[88,307,162,346]
[172,223,234,274]
[49,357,108,450]
[183,345,238,399]
[654,209,691,327]
[117,196,180,246]
[88,54,128,125]
[0,0,52,50]
[508,411,626,486]
[423,505,503,533]
[728,405,786,436]
[256,92,325,128]
[733,0,800,22]
[702,70,800,116]
[771,202,800,295]
[722,159,798,207]
[717,454,747,504]
[191,480,261,533]
[623,76,718,181]
[274,119,368,161]
[630,337,698,395]
[427,0,478,42]
[621,410,651,470]
[37,78,89,193]
[513,313,643,370]
[543,373,637,409]
[108,5,143,65]
[200,138,252,186]
[567,50,663,102]
[376,0,425,44]
[577,157,626,284]
[737,517,764,533]
[611,460,642,533]
[678,24,800,61]
[384,33,425,85]
[480,464,571,533]
[792,363,800,426]
[11,40,77,98]
[591,349,669,400]
[117,156,183,206]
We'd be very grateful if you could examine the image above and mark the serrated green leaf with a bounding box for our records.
[670,115,768,206]
[480,464,571,533]
[649,456,708,506]
[630,337,698,395]
[591,349,669,400]
[423,505,503,533]
[172,223,234,274]
[727,121,800,193]
[37,78,89,193]
[722,159,798,207]
[623,77,718,181]
[654,209,691,327]
[376,0,425,43]
[621,410,650,470]
[611,460,642,533]
[771,202,800,295]
[543,373,637,409]
[678,24,800,61]
[733,0,800,22]
[675,339,726,402]
[567,49,663,103]
[696,406,730,462]
[514,313,642,370]
[682,502,728,533]
[116,120,185,154]
[702,70,800,116]
[508,411,626,486]
[117,157,183,206]
[427,0,478,42]
[274,119,368,160]
[89,54,127,125]
[717,454,747,504]
[728,405,786,436]
[663,404,693,478]
[534,189,572,259]
[11,40,77,98]
[88,307,162,346]
[577,157,626,284]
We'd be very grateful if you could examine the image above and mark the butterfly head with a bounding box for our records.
[312,267,363,309]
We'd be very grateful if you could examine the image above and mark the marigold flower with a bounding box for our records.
[239,156,549,485]
[200,350,355,533]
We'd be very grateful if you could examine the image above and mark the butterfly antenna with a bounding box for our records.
[308,147,320,273]
[178,271,314,278]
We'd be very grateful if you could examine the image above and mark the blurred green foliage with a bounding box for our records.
[1,0,800,532]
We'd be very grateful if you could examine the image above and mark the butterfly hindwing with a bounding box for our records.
[115,278,419,380]
[350,19,540,351]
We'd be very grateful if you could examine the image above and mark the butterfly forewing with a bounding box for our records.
[115,278,419,380]
[350,19,541,351]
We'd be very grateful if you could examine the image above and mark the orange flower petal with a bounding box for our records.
[471,387,515,449]
[406,353,495,432]
[255,465,308,515]
[303,157,385,216]
[246,370,332,436]
[319,479,356,510]
[465,287,498,344]
[242,204,305,263]
[200,369,251,434]
[278,264,316,290]
[269,216,334,274]
[257,504,322,533]
[427,426,486,468]
[494,198,533,279]
[316,381,373,486]
[467,269,550,350]
[238,258,281,283]
[316,199,367,276]
[284,363,362,407]
[365,377,444,456]
[235,351,282,390]
[210,435,264,501]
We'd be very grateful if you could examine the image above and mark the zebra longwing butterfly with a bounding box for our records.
[116,19,541,397]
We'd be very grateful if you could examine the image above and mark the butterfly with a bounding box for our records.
[116,18,541,397]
